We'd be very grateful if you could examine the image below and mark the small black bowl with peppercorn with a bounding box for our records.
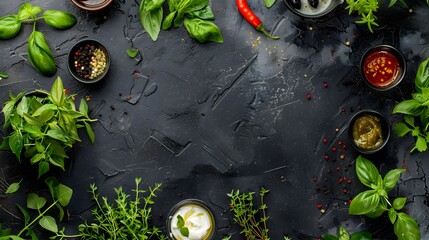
[67,39,110,84]
[348,109,391,154]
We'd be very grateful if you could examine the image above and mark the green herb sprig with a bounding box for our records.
[321,225,372,240]
[78,178,167,240]
[0,3,76,76]
[227,187,270,240]
[139,0,223,43]
[349,156,420,240]
[0,177,74,239]
[393,57,429,152]
[1,76,97,178]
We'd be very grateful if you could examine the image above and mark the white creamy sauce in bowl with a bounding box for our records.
[169,203,214,240]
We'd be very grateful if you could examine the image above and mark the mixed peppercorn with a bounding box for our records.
[73,44,107,80]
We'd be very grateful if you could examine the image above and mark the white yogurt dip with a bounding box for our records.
[169,203,214,240]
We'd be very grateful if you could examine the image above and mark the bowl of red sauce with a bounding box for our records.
[360,45,406,91]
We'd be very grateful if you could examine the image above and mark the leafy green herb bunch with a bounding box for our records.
[139,0,223,43]
[0,3,77,76]
[349,156,420,240]
[1,76,97,178]
[393,57,429,152]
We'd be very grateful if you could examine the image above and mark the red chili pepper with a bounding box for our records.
[235,0,279,39]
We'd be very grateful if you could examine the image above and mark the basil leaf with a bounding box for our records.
[393,197,407,211]
[337,226,350,240]
[168,0,180,12]
[383,168,405,191]
[18,3,42,20]
[9,131,23,161]
[16,96,29,117]
[350,231,372,240]
[50,77,65,106]
[0,71,8,78]
[393,122,412,137]
[389,208,397,224]
[56,182,73,206]
[321,234,339,240]
[179,227,189,237]
[412,135,427,152]
[162,11,176,30]
[144,0,166,12]
[127,48,139,58]
[84,122,95,143]
[186,6,215,20]
[0,15,21,39]
[42,10,77,30]
[49,155,65,171]
[140,6,163,41]
[28,31,57,77]
[392,99,424,116]
[349,190,380,215]
[394,213,420,240]
[32,103,57,117]
[415,57,429,91]
[38,161,50,178]
[355,156,379,189]
[177,215,185,228]
[5,179,22,194]
[177,0,209,14]
[183,18,223,43]
[174,12,185,27]
[27,193,47,210]
[39,216,58,233]
[264,0,277,8]
[365,198,387,218]
[17,204,30,226]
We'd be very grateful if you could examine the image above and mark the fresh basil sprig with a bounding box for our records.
[349,156,420,240]
[177,215,190,237]
[393,57,429,152]
[1,77,97,178]
[139,0,223,43]
[0,3,77,76]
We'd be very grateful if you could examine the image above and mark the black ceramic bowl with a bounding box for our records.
[283,0,343,18]
[71,0,113,11]
[360,45,406,91]
[348,109,390,154]
[166,199,216,240]
[67,39,110,84]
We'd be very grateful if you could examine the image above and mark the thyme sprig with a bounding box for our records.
[227,187,270,240]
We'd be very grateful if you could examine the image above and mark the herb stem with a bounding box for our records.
[18,200,59,237]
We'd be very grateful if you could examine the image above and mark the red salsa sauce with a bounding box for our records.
[363,51,400,88]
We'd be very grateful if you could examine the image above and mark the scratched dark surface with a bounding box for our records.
[1,0,429,239]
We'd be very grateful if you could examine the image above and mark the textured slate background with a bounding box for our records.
[1,0,429,239]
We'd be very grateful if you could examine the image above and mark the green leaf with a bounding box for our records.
[394,213,420,240]
[17,204,30,225]
[389,208,397,224]
[355,156,380,188]
[126,48,139,58]
[27,193,47,210]
[23,124,43,137]
[45,177,60,200]
[0,15,21,39]
[32,104,57,117]
[9,131,23,161]
[49,155,65,171]
[180,227,189,237]
[388,0,398,7]
[56,203,65,222]
[393,197,407,210]
[18,3,42,20]
[183,18,223,43]
[415,57,429,91]
[143,0,166,12]
[392,99,424,116]
[186,6,215,20]
[38,161,50,178]
[264,0,277,8]
[25,229,38,240]
[30,153,45,164]
[56,183,73,207]
[350,231,372,240]
[176,0,209,14]
[39,216,58,233]
[140,4,163,41]
[23,113,44,128]
[84,122,95,143]
[27,31,57,77]
[321,234,339,240]
[162,11,176,30]
[383,168,405,191]
[16,96,28,117]
[412,135,427,152]
[365,199,387,218]
[0,71,8,78]
[5,179,22,194]
[46,129,67,142]
[174,12,184,27]
[50,77,65,106]
[349,190,380,215]
[338,226,350,240]
[394,122,412,137]
[177,215,185,228]
[42,10,77,30]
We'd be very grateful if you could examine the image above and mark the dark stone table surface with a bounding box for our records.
[1,0,429,239]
